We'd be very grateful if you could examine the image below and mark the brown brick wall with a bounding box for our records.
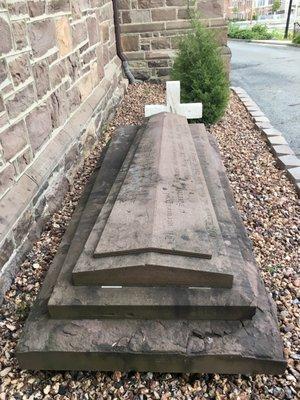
[119,0,229,80]
[0,0,126,299]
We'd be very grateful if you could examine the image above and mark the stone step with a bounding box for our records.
[190,125,255,262]
[48,287,256,320]
[72,114,234,288]
[17,305,285,374]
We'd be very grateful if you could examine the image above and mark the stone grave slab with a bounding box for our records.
[47,120,258,321]
[17,306,285,374]
[93,113,212,259]
[16,113,285,373]
[72,113,233,288]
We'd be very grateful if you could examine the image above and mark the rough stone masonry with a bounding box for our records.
[17,113,285,373]
[0,0,127,300]
[119,0,230,80]
[0,0,229,303]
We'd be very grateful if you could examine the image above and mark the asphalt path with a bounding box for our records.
[229,40,300,156]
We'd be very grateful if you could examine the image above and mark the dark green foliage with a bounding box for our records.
[272,0,281,13]
[251,24,272,37]
[171,20,229,125]
[228,23,273,40]
[293,33,300,44]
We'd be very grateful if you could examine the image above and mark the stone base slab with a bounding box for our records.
[17,311,285,374]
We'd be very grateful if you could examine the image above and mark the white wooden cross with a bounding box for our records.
[145,81,203,119]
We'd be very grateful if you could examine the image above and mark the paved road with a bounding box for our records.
[229,40,300,156]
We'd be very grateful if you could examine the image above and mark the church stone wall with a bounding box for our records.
[119,0,229,81]
[0,0,126,299]
[0,0,229,300]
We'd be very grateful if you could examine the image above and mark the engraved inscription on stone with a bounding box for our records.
[94,113,214,259]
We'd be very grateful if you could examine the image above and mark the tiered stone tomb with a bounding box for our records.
[17,113,285,374]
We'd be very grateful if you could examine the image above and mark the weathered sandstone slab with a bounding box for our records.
[48,123,257,320]
[72,114,234,288]
[17,306,285,374]
[16,175,284,372]
[16,115,285,373]
[94,114,212,259]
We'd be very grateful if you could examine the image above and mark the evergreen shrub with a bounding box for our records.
[228,23,273,40]
[171,20,229,125]
[293,33,300,44]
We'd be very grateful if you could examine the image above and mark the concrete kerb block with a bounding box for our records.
[240,98,254,106]
[255,121,273,130]
[237,93,250,99]
[231,87,300,197]
[235,90,249,96]
[286,167,300,195]
[261,128,282,138]
[267,136,288,146]
[238,94,250,99]
[231,86,246,95]
[249,110,265,117]
[286,167,300,183]
[248,108,262,114]
[238,93,247,97]
[244,100,258,107]
[277,155,300,170]
[253,116,270,124]
[246,105,260,113]
[271,145,295,157]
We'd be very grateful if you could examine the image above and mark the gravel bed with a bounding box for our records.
[0,84,299,399]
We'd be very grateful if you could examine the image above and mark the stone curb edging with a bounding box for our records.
[229,38,300,47]
[231,86,300,197]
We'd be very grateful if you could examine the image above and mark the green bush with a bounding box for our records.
[228,23,273,40]
[171,20,229,125]
[271,29,285,40]
[293,33,300,44]
[251,24,270,37]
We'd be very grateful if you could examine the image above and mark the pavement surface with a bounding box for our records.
[229,40,300,156]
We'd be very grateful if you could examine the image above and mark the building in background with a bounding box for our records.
[282,0,300,18]
[225,0,300,20]
[225,0,254,20]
